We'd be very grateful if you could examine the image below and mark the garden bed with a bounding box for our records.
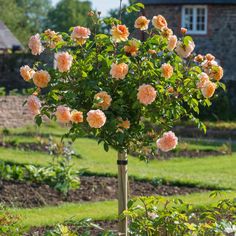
[25,220,118,236]
[0,176,207,208]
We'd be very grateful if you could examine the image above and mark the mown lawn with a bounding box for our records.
[0,138,235,190]
[1,123,236,228]
[9,191,236,228]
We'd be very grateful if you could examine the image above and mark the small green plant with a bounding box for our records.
[0,205,24,236]
[45,218,117,236]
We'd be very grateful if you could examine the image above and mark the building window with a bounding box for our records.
[182,5,208,35]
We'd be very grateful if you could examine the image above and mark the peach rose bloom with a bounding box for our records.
[181,27,187,34]
[194,54,204,63]
[156,131,178,152]
[33,70,51,88]
[197,72,209,89]
[148,49,156,54]
[152,15,167,30]
[111,25,130,42]
[44,29,63,49]
[94,91,112,110]
[124,40,139,56]
[55,106,71,123]
[161,63,173,79]
[175,41,195,58]
[167,86,174,93]
[205,53,215,61]
[201,81,216,98]
[201,59,218,72]
[20,65,35,81]
[167,35,177,51]
[137,84,157,105]
[87,109,106,128]
[71,26,91,45]
[110,63,129,80]
[210,66,224,81]
[71,110,83,123]
[117,118,130,129]
[134,16,150,31]
[161,27,173,39]
[27,95,41,115]
[55,52,73,72]
[28,34,44,55]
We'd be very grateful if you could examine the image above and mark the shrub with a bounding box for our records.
[124,196,236,235]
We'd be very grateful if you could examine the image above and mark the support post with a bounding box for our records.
[117,150,128,236]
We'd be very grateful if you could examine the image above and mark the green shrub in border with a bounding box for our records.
[124,196,236,236]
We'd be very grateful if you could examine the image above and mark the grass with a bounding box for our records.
[1,123,236,229]
[0,139,236,190]
[11,200,118,228]
[8,191,236,228]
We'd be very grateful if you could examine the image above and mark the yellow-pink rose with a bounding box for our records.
[94,91,112,110]
[27,95,41,115]
[175,41,195,58]
[167,35,177,51]
[87,109,106,128]
[197,72,209,89]
[20,65,35,81]
[33,70,51,88]
[71,26,91,45]
[201,81,216,98]
[28,34,44,55]
[134,16,150,31]
[55,52,73,72]
[137,84,157,105]
[124,40,139,57]
[161,63,173,79]
[71,110,83,123]
[152,15,167,30]
[55,106,71,123]
[110,63,129,80]
[111,25,130,42]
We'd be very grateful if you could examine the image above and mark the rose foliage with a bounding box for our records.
[20,3,225,155]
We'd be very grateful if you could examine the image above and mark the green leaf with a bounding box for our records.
[35,115,42,127]
[183,36,193,46]
[103,143,109,152]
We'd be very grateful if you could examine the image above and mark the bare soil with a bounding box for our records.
[0,176,207,208]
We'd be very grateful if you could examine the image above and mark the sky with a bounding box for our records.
[52,0,129,16]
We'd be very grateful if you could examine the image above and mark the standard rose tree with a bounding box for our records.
[20,2,225,235]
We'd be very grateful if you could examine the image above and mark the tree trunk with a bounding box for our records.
[117,150,128,235]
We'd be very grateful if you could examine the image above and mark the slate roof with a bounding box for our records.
[0,21,22,50]
[141,0,236,4]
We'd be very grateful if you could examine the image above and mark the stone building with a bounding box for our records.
[141,0,236,81]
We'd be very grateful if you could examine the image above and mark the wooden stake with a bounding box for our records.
[117,150,128,235]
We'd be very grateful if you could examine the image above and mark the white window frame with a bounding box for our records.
[181,5,208,35]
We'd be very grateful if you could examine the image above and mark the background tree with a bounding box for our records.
[0,0,30,45]
[16,0,52,33]
[47,0,92,32]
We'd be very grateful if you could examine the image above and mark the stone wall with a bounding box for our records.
[144,4,236,81]
[0,96,34,128]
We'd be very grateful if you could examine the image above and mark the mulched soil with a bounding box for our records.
[173,126,236,139]
[0,176,207,208]
[25,220,118,236]
[154,149,223,160]
[0,141,49,153]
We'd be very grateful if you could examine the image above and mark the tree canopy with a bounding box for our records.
[47,0,92,32]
